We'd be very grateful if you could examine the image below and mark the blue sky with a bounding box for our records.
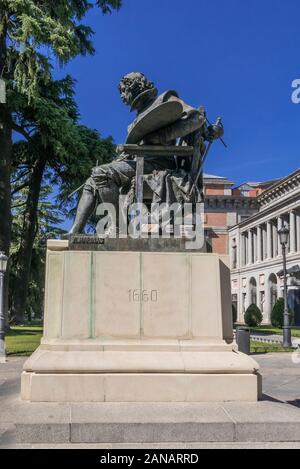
[54,0,300,186]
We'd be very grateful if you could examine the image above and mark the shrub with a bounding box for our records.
[232,303,237,324]
[244,304,263,327]
[271,298,294,328]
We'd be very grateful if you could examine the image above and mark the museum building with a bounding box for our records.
[228,168,300,325]
[203,173,274,254]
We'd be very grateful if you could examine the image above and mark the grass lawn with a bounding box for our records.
[249,326,300,337]
[250,340,295,354]
[6,325,43,356]
[5,325,298,356]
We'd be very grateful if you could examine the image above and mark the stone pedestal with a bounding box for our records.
[21,239,261,402]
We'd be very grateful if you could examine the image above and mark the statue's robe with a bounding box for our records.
[118,89,206,206]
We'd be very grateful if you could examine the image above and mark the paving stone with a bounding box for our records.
[222,401,300,442]
[71,421,235,444]
[16,424,70,444]
[2,354,300,444]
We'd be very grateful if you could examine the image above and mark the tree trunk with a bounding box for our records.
[10,157,46,324]
[0,15,12,324]
[0,109,12,255]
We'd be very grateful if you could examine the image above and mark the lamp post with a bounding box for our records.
[0,251,8,363]
[278,224,292,348]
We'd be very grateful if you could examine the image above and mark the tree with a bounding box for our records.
[244,304,263,327]
[10,77,115,323]
[0,0,122,320]
[10,184,64,322]
[271,298,294,328]
[57,124,115,220]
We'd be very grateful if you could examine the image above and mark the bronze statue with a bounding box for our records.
[67,72,223,236]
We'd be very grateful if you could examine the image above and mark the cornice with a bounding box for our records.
[205,195,258,210]
[231,252,300,275]
[228,191,300,232]
[258,169,300,210]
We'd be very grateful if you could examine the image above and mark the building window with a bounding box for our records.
[242,292,247,314]
[249,277,257,305]
[232,294,238,311]
[269,274,278,311]
[232,238,237,269]
[232,294,238,322]
[260,291,265,313]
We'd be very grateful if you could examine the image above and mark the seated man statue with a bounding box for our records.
[68,72,223,236]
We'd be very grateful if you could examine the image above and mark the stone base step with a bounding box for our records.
[3,401,300,444]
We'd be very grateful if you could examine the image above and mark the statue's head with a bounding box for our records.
[118,72,155,107]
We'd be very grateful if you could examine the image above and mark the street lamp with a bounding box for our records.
[278,224,292,348]
[0,251,8,363]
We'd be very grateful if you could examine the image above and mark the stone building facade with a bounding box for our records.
[203,174,274,254]
[228,169,300,325]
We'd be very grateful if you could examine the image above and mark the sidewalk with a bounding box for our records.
[1,354,300,448]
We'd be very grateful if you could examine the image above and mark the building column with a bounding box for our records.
[264,277,272,324]
[257,225,262,261]
[297,211,300,252]
[278,217,283,256]
[253,229,257,263]
[248,230,253,265]
[263,225,267,259]
[231,238,237,269]
[267,221,272,259]
[272,222,278,257]
[241,234,245,266]
[290,210,296,253]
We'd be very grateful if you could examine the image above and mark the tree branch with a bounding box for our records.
[11,201,27,209]
[11,169,31,185]
[11,181,30,196]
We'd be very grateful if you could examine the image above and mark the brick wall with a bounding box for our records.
[211,234,228,254]
[206,186,225,196]
[205,212,227,227]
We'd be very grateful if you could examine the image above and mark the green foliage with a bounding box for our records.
[11,73,115,177]
[10,182,64,319]
[250,340,295,354]
[249,325,300,337]
[1,0,121,321]
[57,125,115,208]
[244,304,263,327]
[1,0,122,101]
[6,325,43,356]
[271,298,294,328]
[9,76,115,318]
[11,75,84,163]
[97,1,123,14]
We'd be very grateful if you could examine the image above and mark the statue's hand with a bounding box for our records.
[207,123,224,141]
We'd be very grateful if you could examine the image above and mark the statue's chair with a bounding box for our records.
[117,139,203,194]
[116,141,203,235]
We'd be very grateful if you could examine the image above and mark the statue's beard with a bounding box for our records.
[120,82,151,106]
[120,90,134,106]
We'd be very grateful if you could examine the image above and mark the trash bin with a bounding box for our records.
[236,327,250,355]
